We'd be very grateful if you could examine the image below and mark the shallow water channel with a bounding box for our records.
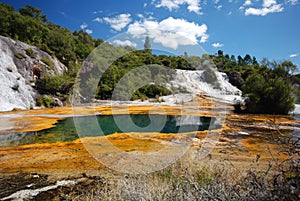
[0,114,221,147]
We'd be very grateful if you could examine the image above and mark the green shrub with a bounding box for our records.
[36,97,43,107]
[36,95,53,107]
[243,74,294,114]
[25,48,34,57]
[41,57,54,71]
[138,84,172,98]
[15,52,26,59]
[36,74,75,95]
[43,95,53,107]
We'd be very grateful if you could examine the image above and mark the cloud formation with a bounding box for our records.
[80,23,88,29]
[286,0,298,5]
[155,0,203,15]
[290,53,298,58]
[80,23,93,34]
[212,43,224,48]
[127,17,208,49]
[85,29,93,34]
[103,14,132,31]
[244,0,284,16]
[112,39,137,47]
[93,17,102,23]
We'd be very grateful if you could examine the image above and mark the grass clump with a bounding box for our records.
[41,57,55,71]
[36,95,53,107]
[25,48,34,57]
[15,52,26,59]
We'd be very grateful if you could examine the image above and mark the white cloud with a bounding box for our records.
[85,29,93,34]
[103,13,132,31]
[212,43,224,48]
[79,23,92,34]
[245,4,284,16]
[245,0,284,16]
[290,53,298,58]
[286,0,298,5]
[156,0,203,15]
[216,5,223,10]
[127,17,209,49]
[112,39,137,47]
[80,23,88,29]
[263,0,277,7]
[243,0,252,6]
[93,17,102,22]
[137,14,144,18]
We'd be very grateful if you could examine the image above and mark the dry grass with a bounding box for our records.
[60,142,299,201]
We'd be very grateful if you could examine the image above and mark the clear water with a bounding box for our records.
[0,114,221,147]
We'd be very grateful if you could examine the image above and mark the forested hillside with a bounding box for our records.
[0,3,298,114]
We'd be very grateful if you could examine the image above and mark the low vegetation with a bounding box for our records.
[36,95,53,107]
[34,133,299,200]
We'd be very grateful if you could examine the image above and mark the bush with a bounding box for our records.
[15,52,26,59]
[25,48,34,57]
[137,84,172,99]
[41,57,54,71]
[242,74,295,114]
[36,95,53,107]
[36,74,75,95]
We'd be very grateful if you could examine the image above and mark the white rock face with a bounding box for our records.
[165,69,243,104]
[0,36,67,111]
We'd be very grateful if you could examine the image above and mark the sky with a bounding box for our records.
[2,0,300,67]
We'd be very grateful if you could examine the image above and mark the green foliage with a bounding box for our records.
[0,3,102,73]
[15,52,26,59]
[136,84,172,99]
[209,50,297,114]
[36,74,75,95]
[25,48,34,57]
[19,5,47,22]
[2,2,298,114]
[36,95,53,107]
[242,72,295,115]
[41,57,53,66]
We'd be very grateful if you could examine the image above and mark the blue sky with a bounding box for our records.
[2,0,300,67]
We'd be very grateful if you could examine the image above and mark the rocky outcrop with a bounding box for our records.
[0,35,67,111]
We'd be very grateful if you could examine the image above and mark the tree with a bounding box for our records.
[144,36,151,50]
[242,64,295,115]
[230,55,236,62]
[19,5,47,22]
[217,50,223,57]
[244,54,252,65]
[237,55,245,66]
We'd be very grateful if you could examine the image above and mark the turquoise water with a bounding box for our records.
[0,114,220,147]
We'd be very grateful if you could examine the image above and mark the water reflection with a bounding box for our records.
[0,114,221,147]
